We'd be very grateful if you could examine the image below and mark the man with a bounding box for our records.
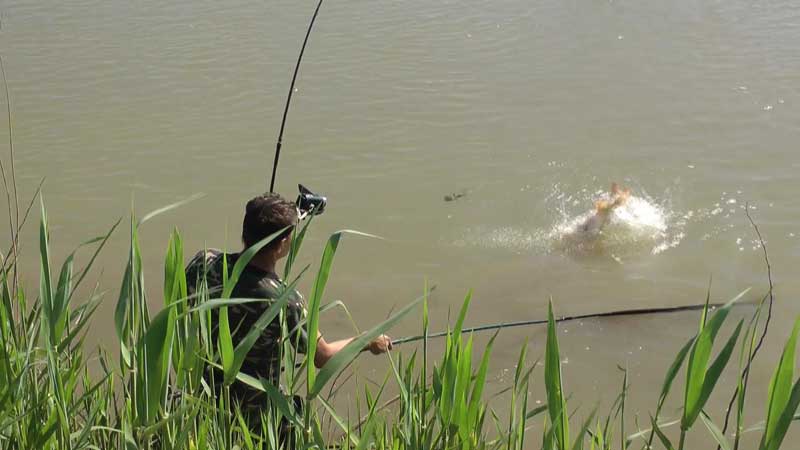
[185,192,392,420]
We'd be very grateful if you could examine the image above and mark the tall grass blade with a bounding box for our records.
[137,193,204,226]
[546,300,570,450]
[305,230,380,392]
[468,331,497,427]
[694,319,744,415]
[572,409,597,450]
[760,378,800,450]
[661,337,695,405]
[164,228,187,309]
[759,317,800,450]
[682,289,748,430]
[38,198,54,342]
[137,304,176,423]
[701,411,732,450]
[652,415,676,450]
[283,207,315,279]
[453,289,472,338]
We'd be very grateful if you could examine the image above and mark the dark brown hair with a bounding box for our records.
[241,193,298,250]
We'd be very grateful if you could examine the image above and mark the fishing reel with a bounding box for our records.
[296,184,327,217]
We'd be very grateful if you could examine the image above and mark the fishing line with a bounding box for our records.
[390,301,751,346]
[269,0,325,193]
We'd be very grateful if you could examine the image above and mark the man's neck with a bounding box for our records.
[249,252,279,275]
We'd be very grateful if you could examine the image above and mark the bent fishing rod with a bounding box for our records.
[269,0,325,193]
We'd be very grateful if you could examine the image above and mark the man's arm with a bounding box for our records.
[313,332,392,368]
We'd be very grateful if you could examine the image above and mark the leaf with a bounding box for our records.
[319,396,360,448]
[51,250,73,344]
[761,377,800,450]
[627,419,680,446]
[38,198,54,342]
[283,207,315,280]
[138,304,176,423]
[546,300,570,450]
[114,217,137,368]
[468,331,497,427]
[163,229,186,309]
[700,411,732,450]
[526,403,549,421]
[138,193,204,226]
[572,409,597,450]
[354,416,378,450]
[305,230,380,392]
[258,378,302,428]
[659,336,695,406]
[114,264,131,367]
[651,415,676,450]
[760,316,800,450]
[176,314,200,386]
[308,293,423,400]
[453,289,472,339]
[682,289,749,429]
[68,218,121,304]
[217,305,234,383]
[693,320,744,420]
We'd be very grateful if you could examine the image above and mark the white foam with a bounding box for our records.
[552,194,680,257]
[449,186,684,258]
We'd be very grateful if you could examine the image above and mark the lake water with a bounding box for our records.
[2,0,799,445]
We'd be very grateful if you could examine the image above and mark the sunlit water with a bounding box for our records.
[1,0,799,445]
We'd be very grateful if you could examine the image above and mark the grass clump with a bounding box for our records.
[0,195,798,450]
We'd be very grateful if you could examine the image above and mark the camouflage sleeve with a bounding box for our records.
[184,250,207,299]
[184,249,223,301]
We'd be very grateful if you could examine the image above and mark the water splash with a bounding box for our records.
[449,184,686,260]
[551,191,682,259]
[451,225,550,253]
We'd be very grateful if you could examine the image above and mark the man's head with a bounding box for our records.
[242,193,298,257]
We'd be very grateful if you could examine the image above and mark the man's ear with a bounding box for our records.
[280,235,292,251]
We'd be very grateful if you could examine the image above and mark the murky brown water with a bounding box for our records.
[1,0,799,445]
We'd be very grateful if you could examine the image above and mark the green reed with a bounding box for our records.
[0,193,798,450]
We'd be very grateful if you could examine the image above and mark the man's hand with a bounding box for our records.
[367,334,393,355]
[315,333,394,368]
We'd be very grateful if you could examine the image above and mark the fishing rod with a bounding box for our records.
[390,300,749,346]
[284,300,750,371]
[269,0,325,193]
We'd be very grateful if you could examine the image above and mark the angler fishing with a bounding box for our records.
[184,0,763,443]
[180,0,399,435]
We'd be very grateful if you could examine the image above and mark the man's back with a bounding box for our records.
[185,250,308,398]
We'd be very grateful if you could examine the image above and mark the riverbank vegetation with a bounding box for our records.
[0,194,798,450]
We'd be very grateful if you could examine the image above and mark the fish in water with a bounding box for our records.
[579,183,631,233]
[444,191,467,202]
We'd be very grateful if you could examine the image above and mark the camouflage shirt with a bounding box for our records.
[185,250,308,403]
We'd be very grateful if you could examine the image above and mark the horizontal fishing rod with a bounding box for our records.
[391,301,746,346]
